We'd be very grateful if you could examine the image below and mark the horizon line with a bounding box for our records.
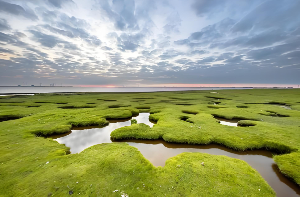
[76,84,299,88]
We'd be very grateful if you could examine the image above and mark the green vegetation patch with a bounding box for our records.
[108,104,131,108]
[182,109,199,114]
[0,89,300,196]
[58,105,96,109]
[0,142,275,196]
[274,152,300,185]
[111,124,159,140]
[160,152,275,196]
[237,120,257,127]
[236,105,248,108]
[207,105,227,109]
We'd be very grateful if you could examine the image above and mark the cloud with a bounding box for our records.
[190,18,235,41]
[0,0,299,86]
[159,50,183,60]
[0,47,14,54]
[0,31,50,59]
[117,32,146,51]
[247,38,300,61]
[0,18,11,31]
[26,47,48,58]
[224,55,244,64]
[29,30,62,48]
[191,0,262,19]
[196,57,215,65]
[175,58,191,65]
[36,11,101,46]
[14,32,27,38]
[28,30,80,50]
[48,0,74,8]
[191,50,207,55]
[244,30,286,48]
[191,0,226,17]
[0,0,38,20]
[85,36,102,46]
[118,41,139,51]
[101,46,113,51]
[42,24,74,38]
[0,32,18,43]
[97,0,139,31]
[231,0,300,33]
[175,18,236,48]
[163,12,181,34]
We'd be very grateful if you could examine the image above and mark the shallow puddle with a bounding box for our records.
[214,117,239,127]
[52,113,300,197]
[245,103,292,110]
[280,105,292,110]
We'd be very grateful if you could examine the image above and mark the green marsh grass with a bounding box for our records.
[0,89,300,196]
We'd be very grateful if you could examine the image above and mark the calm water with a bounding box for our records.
[52,113,154,153]
[51,113,300,197]
[214,117,239,127]
[0,87,249,94]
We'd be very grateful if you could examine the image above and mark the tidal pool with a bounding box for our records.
[52,113,155,153]
[214,116,239,127]
[52,113,300,197]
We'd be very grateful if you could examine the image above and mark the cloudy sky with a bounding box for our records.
[0,0,299,87]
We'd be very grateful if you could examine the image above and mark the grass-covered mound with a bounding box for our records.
[0,89,300,196]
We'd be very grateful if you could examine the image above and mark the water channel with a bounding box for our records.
[51,113,300,197]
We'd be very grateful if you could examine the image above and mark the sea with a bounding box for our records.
[0,87,252,94]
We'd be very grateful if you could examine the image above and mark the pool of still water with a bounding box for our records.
[51,113,300,197]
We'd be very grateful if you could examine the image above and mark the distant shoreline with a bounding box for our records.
[0,86,296,94]
[0,86,73,87]
[0,86,295,88]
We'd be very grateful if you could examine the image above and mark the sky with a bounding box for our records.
[0,0,299,87]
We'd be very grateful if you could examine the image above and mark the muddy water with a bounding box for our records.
[52,113,300,197]
[124,140,300,197]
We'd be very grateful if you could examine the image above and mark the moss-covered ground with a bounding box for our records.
[0,89,300,196]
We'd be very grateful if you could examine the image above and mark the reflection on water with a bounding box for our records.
[280,105,292,110]
[214,117,239,127]
[53,113,154,154]
[123,140,300,197]
[52,113,300,197]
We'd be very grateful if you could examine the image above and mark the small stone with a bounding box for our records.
[46,161,49,164]
[201,162,205,166]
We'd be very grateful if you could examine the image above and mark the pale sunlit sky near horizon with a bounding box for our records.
[0,0,300,87]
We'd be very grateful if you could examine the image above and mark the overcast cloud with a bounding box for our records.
[0,0,299,86]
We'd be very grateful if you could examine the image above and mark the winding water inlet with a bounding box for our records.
[52,113,300,197]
